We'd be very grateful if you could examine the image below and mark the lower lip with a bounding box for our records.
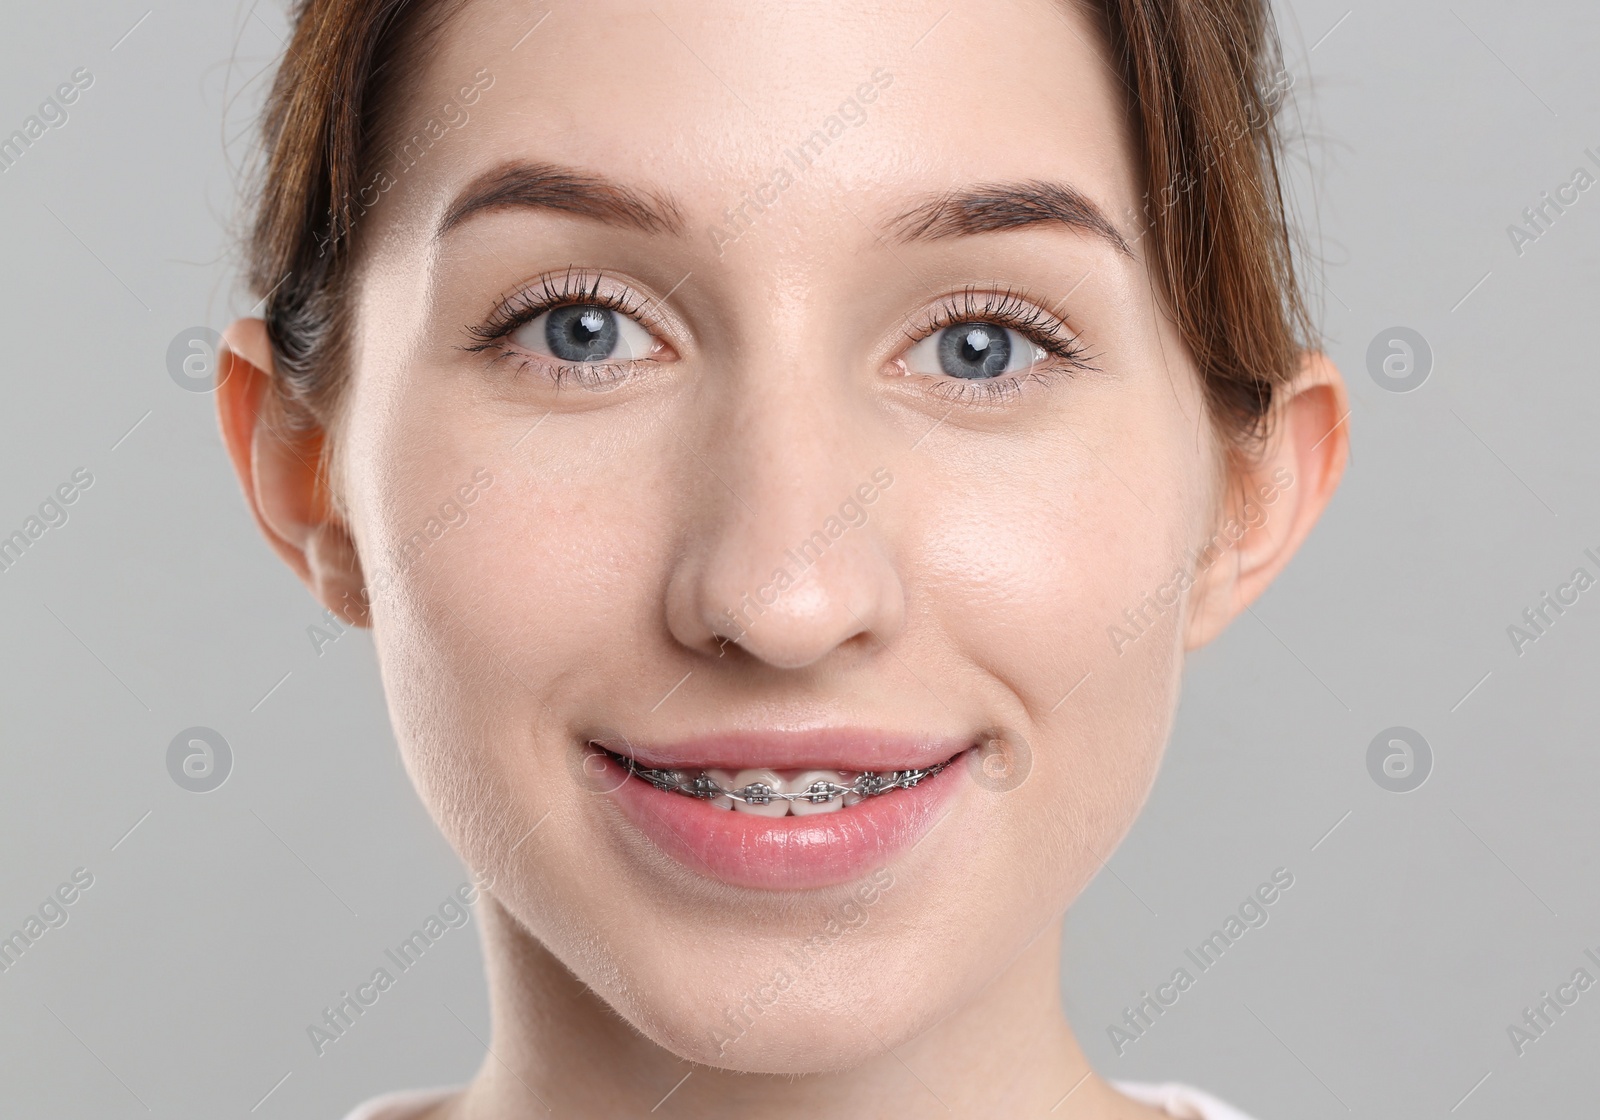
[598,753,967,890]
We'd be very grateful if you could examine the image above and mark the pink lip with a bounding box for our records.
[594,734,970,890]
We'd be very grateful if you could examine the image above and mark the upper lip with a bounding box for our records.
[592,728,972,772]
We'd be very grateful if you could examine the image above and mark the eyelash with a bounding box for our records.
[462,275,1096,404]
[897,287,1098,406]
[461,269,659,391]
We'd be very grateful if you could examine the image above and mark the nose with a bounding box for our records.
[663,382,906,671]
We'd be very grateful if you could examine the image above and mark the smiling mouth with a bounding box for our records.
[595,745,957,818]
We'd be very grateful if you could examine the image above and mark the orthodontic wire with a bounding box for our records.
[598,747,950,805]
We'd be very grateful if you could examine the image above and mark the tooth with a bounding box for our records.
[730,769,789,817]
[843,773,864,807]
[788,770,846,815]
[706,768,735,810]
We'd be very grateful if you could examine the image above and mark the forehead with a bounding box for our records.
[383,0,1142,243]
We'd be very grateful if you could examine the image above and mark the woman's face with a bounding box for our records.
[331,0,1231,1072]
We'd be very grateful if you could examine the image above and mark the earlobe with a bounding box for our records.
[1184,351,1349,649]
[217,318,370,627]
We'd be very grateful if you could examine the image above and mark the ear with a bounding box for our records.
[217,318,370,627]
[1184,351,1349,649]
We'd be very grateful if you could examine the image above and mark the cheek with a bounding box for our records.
[908,446,1194,708]
[903,442,1200,872]
[361,464,662,771]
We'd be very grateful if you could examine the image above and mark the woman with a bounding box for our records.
[219,0,1348,1115]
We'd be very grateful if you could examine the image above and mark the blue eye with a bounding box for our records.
[904,322,1046,379]
[511,303,655,364]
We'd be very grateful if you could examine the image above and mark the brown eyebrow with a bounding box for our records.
[886,181,1132,256]
[437,161,686,238]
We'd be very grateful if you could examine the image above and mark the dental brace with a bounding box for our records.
[601,747,951,806]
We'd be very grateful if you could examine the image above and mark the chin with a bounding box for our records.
[620,937,958,1075]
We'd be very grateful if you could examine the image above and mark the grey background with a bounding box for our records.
[1,1,1596,1116]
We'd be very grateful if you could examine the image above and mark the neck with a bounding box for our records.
[447,895,1146,1119]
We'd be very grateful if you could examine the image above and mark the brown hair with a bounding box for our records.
[1092,0,1311,445]
[244,0,1310,445]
